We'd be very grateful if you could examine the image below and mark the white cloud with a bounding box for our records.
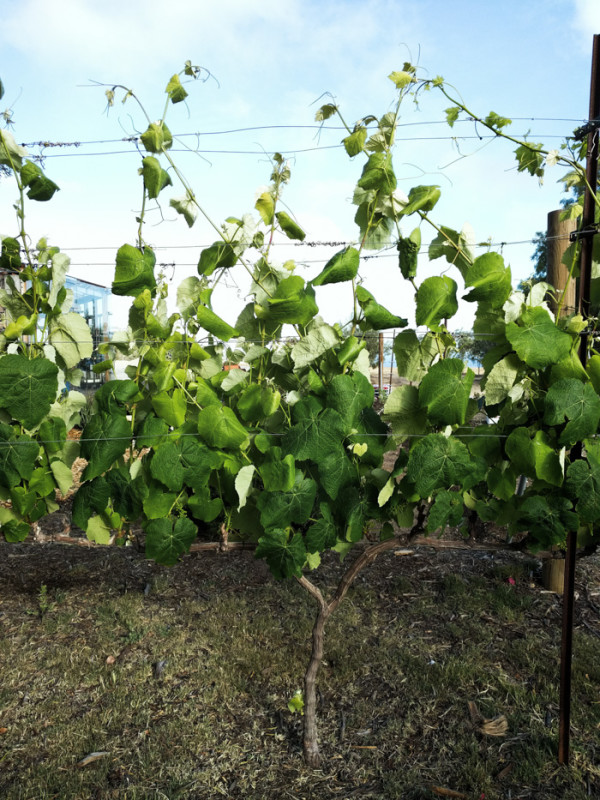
[572,0,600,38]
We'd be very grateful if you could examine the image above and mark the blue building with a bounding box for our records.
[64,276,112,387]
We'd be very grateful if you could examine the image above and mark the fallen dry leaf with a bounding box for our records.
[468,700,508,736]
[0,727,8,734]
[105,655,116,665]
[77,751,110,768]
[430,786,468,799]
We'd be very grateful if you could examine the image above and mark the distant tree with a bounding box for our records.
[341,324,393,367]
[453,331,496,368]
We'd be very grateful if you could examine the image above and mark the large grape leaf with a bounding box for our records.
[464,252,512,308]
[72,477,110,530]
[255,276,318,326]
[506,307,572,370]
[255,529,307,579]
[356,286,407,330]
[517,495,577,550]
[406,434,472,497]
[197,405,249,450]
[383,384,427,440]
[393,330,438,383]
[113,244,157,297]
[505,428,563,485]
[145,517,197,566]
[427,490,464,533]
[80,413,131,481]
[318,444,355,500]
[291,324,339,370]
[415,276,458,328]
[305,505,337,553]
[544,379,600,446]
[0,355,58,429]
[152,389,187,428]
[326,372,373,427]
[259,453,295,492]
[418,359,474,426]
[237,384,281,422]
[311,247,360,286]
[428,225,474,279]
[483,354,521,405]
[282,407,346,461]
[566,460,600,523]
[0,425,38,487]
[48,313,93,369]
[150,441,185,491]
[196,305,238,340]
[257,474,317,530]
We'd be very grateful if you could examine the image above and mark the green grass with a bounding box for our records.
[0,543,598,799]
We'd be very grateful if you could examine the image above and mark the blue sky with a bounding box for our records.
[1,0,599,331]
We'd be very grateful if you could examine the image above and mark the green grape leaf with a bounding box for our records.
[356,286,407,330]
[140,156,172,199]
[165,73,188,104]
[400,185,441,216]
[311,247,360,286]
[86,515,112,544]
[406,434,472,498]
[235,464,255,510]
[140,121,173,153]
[50,460,74,496]
[388,70,415,89]
[275,211,305,241]
[427,490,464,533]
[197,242,238,276]
[0,129,28,169]
[305,505,337,553]
[483,354,521,405]
[113,244,157,297]
[20,160,59,201]
[49,313,94,369]
[197,405,249,450]
[415,276,458,329]
[518,495,576,550]
[255,191,275,225]
[464,252,512,307]
[505,427,563,485]
[152,389,186,428]
[342,127,367,157]
[566,460,600,523]
[136,415,169,448]
[428,225,474,279]
[72,477,110,531]
[0,425,38,487]
[392,330,437,383]
[259,454,295,492]
[383,384,427,440]
[418,359,474,426]
[80,413,131,481]
[187,489,223,523]
[145,517,197,566]
[514,143,544,178]
[397,228,421,280]
[544,379,600,446]
[143,485,177,519]
[257,474,317,529]
[318,444,355,500]
[150,440,184,491]
[195,305,238,340]
[326,372,373,427]
[255,529,307,579]
[2,518,30,542]
[0,355,58,429]
[357,152,397,193]
[48,252,70,309]
[506,307,572,370]
[170,191,197,227]
[237,384,281,422]
[282,407,346,462]
[291,324,339,370]
[255,276,318,326]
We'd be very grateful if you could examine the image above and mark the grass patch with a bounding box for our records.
[0,544,598,799]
